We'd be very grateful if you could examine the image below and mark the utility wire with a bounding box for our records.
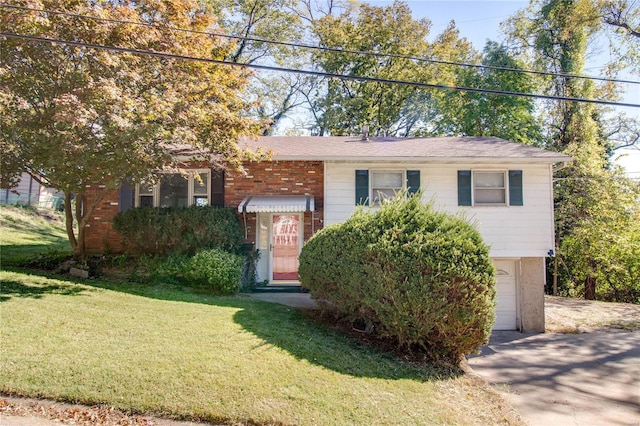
[2,31,639,109]
[2,3,639,86]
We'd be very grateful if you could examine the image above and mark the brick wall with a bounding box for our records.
[83,185,125,254]
[225,160,324,244]
[83,160,325,254]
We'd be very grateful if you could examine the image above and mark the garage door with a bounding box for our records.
[493,260,517,330]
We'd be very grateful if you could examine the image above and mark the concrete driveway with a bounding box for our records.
[467,331,640,426]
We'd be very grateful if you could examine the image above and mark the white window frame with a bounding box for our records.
[370,169,406,205]
[473,170,507,206]
[135,169,211,208]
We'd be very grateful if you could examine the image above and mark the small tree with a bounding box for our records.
[0,0,261,260]
[299,192,496,363]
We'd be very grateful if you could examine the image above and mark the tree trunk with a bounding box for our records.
[584,274,596,300]
[64,191,78,256]
[76,193,87,263]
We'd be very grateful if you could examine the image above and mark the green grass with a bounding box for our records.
[0,205,71,265]
[0,206,521,425]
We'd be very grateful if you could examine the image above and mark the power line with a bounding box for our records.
[2,31,639,109]
[2,3,639,86]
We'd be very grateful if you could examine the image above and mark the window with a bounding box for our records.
[159,174,189,207]
[355,169,420,206]
[138,183,154,208]
[371,170,404,204]
[474,171,506,205]
[457,170,523,206]
[193,171,209,207]
[136,170,211,208]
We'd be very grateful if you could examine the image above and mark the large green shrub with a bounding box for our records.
[142,249,244,295]
[298,192,496,362]
[183,249,245,295]
[113,206,243,256]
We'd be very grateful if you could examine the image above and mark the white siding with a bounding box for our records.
[325,162,555,258]
[1,173,41,206]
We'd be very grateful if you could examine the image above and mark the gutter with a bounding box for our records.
[552,161,570,173]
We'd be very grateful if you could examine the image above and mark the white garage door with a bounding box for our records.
[493,260,517,330]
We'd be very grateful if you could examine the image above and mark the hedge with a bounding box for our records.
[298,192,496,362]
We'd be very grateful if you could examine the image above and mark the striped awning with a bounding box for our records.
[237,195,315,213]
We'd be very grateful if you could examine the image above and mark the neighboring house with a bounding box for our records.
[1,172,65,210]
[84,136,571,332]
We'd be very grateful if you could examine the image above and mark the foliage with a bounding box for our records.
[298,192,496,362]
[16,248,73,270]
[505,0,640,302]
[112,206,243,256]
[556,161,640,303]
[183,248,245,294]
[435,41,543,145]
[0,0,261,260]
[112,250,244,294]
[310,1,462,136]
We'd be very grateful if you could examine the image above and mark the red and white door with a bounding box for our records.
[271,214,301,281]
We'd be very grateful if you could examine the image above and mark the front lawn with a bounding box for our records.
[0,205,71,266]
[0,270,520,425]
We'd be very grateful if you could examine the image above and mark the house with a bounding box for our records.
[84,136,571,332]
[1,172,65,210]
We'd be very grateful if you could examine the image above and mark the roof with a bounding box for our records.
[239,136,572,164]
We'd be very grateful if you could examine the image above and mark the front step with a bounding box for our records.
[252,285,303,293]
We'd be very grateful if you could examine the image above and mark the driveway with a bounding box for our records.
[467,331,640,426]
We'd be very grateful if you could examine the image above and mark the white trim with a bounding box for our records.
[473,170,508,206]
[237,195,314,213]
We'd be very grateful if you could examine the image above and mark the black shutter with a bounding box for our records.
[407,170,420,195]
[457,170,472,206]
[118,179,134,213]
[211,169,225,207]
[355,170,369,205]
[509,170,523,206]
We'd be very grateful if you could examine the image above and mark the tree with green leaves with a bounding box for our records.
[433,41,543,144]
[310,0,436,136]
[206,0,327,135]
[505,0,640,301]
[0,0,261,261]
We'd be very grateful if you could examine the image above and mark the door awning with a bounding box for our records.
[238,195,315,213]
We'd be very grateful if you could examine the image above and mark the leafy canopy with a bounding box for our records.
[0,0,261,259]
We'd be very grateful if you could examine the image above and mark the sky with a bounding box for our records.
[361,1,640,177]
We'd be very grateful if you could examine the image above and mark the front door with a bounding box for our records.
[271,214,301,281]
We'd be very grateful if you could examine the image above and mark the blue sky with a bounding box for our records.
[363,0,639,177]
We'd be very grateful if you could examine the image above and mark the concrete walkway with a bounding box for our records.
[467,331,640,426]
[248,291,319,309]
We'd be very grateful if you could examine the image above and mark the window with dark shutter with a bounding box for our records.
[355,170,369,205]
[457,170,472,206]
[210,170,225,207]
[119,179,134,213]
[509,170,523,206]
[407,170,420,195]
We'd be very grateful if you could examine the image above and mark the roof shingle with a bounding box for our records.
[240,136,571,163]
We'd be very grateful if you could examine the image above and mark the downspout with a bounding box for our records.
[28,174,33,206]
[243,212,248,240]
